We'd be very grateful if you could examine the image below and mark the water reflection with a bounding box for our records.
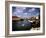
[12,19,32,31]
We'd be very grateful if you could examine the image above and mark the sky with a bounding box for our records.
[12,7,40,18]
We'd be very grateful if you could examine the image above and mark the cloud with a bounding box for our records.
[12,7,40,18]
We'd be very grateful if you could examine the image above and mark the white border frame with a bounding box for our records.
[9,4,43,35]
